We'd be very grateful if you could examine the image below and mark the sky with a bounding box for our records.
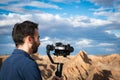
[0,0,120,55]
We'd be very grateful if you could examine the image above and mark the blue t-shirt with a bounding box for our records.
[0,49,42,80]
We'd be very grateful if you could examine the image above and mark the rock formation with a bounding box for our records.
[31,51,120,80]
[0,51,120,80]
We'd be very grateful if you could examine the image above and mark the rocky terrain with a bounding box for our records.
[0,51,120,80]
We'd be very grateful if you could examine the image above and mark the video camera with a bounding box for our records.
[46,42,74,57]
[46,42,74,77]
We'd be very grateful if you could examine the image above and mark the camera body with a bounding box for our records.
[47,42,74,57]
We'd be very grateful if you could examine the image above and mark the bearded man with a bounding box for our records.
[0,21,42,80]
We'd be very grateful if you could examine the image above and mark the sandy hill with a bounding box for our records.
[0,51,120,80]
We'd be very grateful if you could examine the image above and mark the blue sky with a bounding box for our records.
[0,0,120,55]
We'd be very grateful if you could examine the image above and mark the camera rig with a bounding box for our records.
[46,42,74,77]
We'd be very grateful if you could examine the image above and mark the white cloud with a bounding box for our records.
[41,36,50,41]
[35,13,64,24]
[97,43,114,47]
[91,7,112,12]
[91,0,120,26]
[105,30,120,38]
[89,0,119,7]
[40,37,72,47]
[105,48,115,52]
[34,13,71,30]
[9,1,61,10]
[51,0,80,3]
[0,13,32,27]
[94,10,111,16]
[94,11,120,24]
[29,1,61,9]
[105,30,112,34]
[0,13,52,27]
[114,33,120,38]
[75,39,93,48]
[0,13,70,31]
[109,12,120,24]
[40,37,53,47]
[92,8,120,30]
[112,30,120,38]
[0,12,114,35]
[0,1,61,14]
[69,15,111,27]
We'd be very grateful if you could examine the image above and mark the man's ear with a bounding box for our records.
[26,36,33,44]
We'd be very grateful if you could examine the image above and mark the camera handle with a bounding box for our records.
[47,48,63,78]
[55,63,63,77]
[47,49,58,64]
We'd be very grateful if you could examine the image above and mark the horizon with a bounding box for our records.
[0,0,120,55]
[0,50,119,56]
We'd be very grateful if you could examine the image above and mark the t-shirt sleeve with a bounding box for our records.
[22,61,42,80]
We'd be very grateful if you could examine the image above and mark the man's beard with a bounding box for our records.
[32,40,39,53]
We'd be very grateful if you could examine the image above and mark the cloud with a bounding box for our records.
[89,0,120,7]
[0,12,118,43]
[28,1,61,9]
[41,36,50,41]
[105,30,120,38]
[114,33,120,38]
[0,13,33,27]
[0,12,118,42]
[69,15,112,27]
[105,30,112,34]
[89,0,120,30]
[92,8,120,30]
[0,13,69,34]
[0,0,119,31]
[0,1,61,14]
[40,36,72,47]
[97,43,114,47]
[105,48,115,52]
[75,39,93,48]
[10,1,61,10]
[34,13,71,30]
[51,0,80,3]
[0,0,13,3]
[94,10,120,23]
[40,37,94,49]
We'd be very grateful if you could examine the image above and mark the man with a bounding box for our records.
[0,21,42,80]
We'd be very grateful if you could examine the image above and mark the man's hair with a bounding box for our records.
[12,20,38,46]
